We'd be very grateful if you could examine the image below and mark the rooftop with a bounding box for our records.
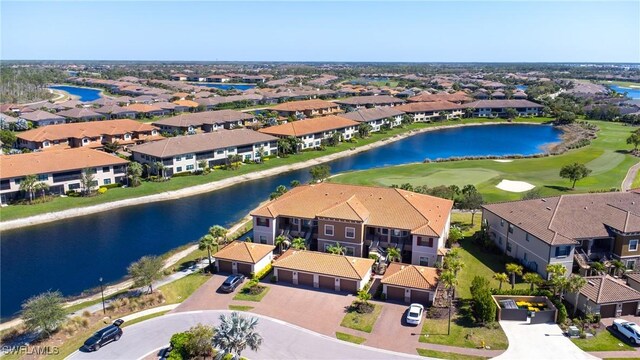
[17,119,157,142]
[273,249,374,280]
[271,99,339,112]
[580,275,640,304]
[340,107,405,123]
[381,263,440,290]
[213,241,275,264]
[258,115,358,137]
[335,95,404,106]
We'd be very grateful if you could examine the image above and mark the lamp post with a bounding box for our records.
[99,277,106,314]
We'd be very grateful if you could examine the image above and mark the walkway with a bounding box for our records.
[621,160,640,191]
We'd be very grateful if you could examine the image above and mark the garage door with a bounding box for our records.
[621,302,638,316]
[277,269,293,283]
[298,272,314,287]
[237,263,252,277]
[340,279,358,293]
[319,276,335,290]
[410,290,430,305]
[599,304,617,318]
[386,285,406,302]
[218,260,233,274]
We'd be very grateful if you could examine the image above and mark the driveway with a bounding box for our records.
[67,310,429,360]
[494,320,599,360]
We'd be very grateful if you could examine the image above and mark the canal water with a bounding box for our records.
[194,83,255,91]
[0,124,561,319]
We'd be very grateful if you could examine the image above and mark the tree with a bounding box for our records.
[127,255,164,293]
[212,312,263,358]
[275,235,288,254]
[627,132,640,150]
[0,129,16,148]
[198,159,208,173]
[358,123,373,138]
[270,184,288,200]
[447,226,464,246]
[19,174,38,203]
[493,272,508,291]
[441,270,457,335]
[504,108,518,120]
[444,254,464,276]
[277,138,293,156]
[565,275,587,317]
[590,261,606,276]
[153,161,166,179]
[290,180,300,188]
[127,162,143,187]
[522,272,543,292]
[227,154,243,170]
[521,188,542,200]
[198,234,218,273]
[209,225,228,245]
[103,141,120,153]
[556,111,576,124]
[386,247,401,262]
[80,168,97,196]
[184,324,214,359]
[34,181,49,200]
[505,263,523,290]
[326,242,346,255]
[458,185,484,225]
[309,164,331,183]
[326,132,342,146]
[559,162,592,189]
[611,260,626,277]
[291,237,306,250]
[21,291,66,338]
[546,263,567,296]
[470,276,496,324]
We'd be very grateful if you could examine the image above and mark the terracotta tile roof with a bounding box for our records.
[408,91,472,103]
[0,148,128,179]
[396,101,464,113]
[381,263,440,290]
[466,99,543,109]
[252,183,453,237]
[173,100,199,108]
[152,110,253,128]
[271,99,339,112]
[214,241,274,264]
[17,119,158,143]
[483,192,640,245]
[335,95,404,106]
[273,249,374,280]
[340,107,405,123]
[580,275,640,304]
[258,115,358,138]
[125,103,164,113]
[18,110,66,122]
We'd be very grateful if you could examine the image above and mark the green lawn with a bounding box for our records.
[228,305,254,311]
[232,285,270,302]
[419,314,508,350]
[331,120,638,203]
[571,330,635,352]
[64,290,128,315]
[340,304,383,333]
[122,310,169,327]
[632,170,640,189]
[416,348,488,360]
[602,80,640,88]
[50,321,107,360]
[335,331,367,344]
[158,272,210,304]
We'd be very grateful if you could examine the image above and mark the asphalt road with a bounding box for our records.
[68,310,428,360]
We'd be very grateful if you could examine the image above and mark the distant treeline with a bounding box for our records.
[0,67,67,104]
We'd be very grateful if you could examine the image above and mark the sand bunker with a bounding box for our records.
[496,180,535,192]
[493,159,514,163]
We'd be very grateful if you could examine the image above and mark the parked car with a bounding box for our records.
[82,319,124,351]
[406,303,424,325]
[613,319,640,345]
[220,274,245,293]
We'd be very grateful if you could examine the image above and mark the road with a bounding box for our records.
[68,310,428,360]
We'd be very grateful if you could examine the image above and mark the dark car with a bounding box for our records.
[220,274,245,293]
[82,320,124,351]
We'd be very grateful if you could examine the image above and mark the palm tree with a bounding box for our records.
[590,262,606,276]
[546,263,568,297]
[19,174,38,203]
[103,141,120,153]
[505,263,523,290]
[212,312,263,359]
[198,234,218,273]
[326,242,346,255]
[153,161,165,179]
[440,270,458,335]
[611,260,626,277]
[522,272,543,292]
[445,257,464,276]
[386,247,401,262]
[274,235,288,254]
[34,182,49,200]
[127,162,143,187]
[566,275,587,317]
[493,272,508,291]
[291,237,306,250]
[209,225,228,245]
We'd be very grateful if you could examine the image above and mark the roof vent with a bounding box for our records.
[546,207,552,211]
[584,207,588,210]
[541,198,547,202]
[588,280,595,286]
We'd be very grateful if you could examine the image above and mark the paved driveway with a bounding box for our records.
[494,320,599,360]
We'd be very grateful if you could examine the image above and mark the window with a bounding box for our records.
[176,166,182,172]
[256,218,269,227]
[186,165,194,171]
[185,154,193,160]
[392,229,401,237]
[324,225,334,236]
[345,247,355,256]
[381,228,389,235]
[508,224,514,234]
[37,174,48,181]
[526,233,531,242]
[216,150,224,155]
[417,237,434,247]
[500,219,504,227]
[104,179,112,185]
[68,183,80,190]
[555,246,571,257]
[14,178,22,185]
[345,227,355,239]
[174,156,182,162]
[506,242,512,252]
[102,167,110,173]
[630,239,639,252]
[627,260,636,270]
[419,257,429,266]
[259,235,267,244]
[292,218,299,225]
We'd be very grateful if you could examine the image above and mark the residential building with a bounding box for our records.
[129,128,277,175]
[340,107,405,131]
[396,101,465,122]
[271,99,341,119]
[466,99,543,117]
[56,108,105,122]
[381,263,440,305]
[214,241,275,276]
[171,74,188,81]
[407,91,473,104]
[0,148,128,204]
[94,105,139,120]
[125,103,171,117]
[18,110,67,127]
[152,110,255,134]
[566,275,640,317]
[335,95,404,111]
[258,115,358,150]
[251,183,453,266]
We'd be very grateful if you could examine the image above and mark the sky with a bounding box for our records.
[1,1,639,63]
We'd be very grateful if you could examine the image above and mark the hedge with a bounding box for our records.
[252,263,272,281]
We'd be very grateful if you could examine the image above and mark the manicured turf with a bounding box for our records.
[232,285,270,302]
[340,304,383,333]
[331,120,638,203]
[228,305,254,311]
[416,348,488,360]
[158,272,210,304]
[419,315,508,350]
[632,170,640,189]
[121,310,170,327]
[335,331,367,344]
[571,329,634,352]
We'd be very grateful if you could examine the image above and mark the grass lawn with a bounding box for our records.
[632,170,640,189]
[331,120,638,204]
[416,348,488,360]
[228,305,254,311]
[64,290,128,315]
[335,331,367,344]
[122,310,170,327]
[232,285,270,302]
[571,330,635,352]
[49,321,106,360]
[419,314,508,350]
[159,272,210,304]
[602,80,640,88]
[340,304,383,333]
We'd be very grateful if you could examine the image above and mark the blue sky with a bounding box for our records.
[1,1,639,62]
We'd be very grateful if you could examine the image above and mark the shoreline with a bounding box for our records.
[0,121,547,231]
[48,83,107,102]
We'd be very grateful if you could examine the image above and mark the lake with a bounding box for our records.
[608,84,640,100]
[49,85,103,102]
[0,124,561,319]
[194,83,255,91]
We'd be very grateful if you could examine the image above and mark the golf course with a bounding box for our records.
[330,120,640,203]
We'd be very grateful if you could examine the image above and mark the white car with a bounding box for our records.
[613,319,640,345]
[406,303,424,325]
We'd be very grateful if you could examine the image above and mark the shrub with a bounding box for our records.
[270,275,277,283]
[253,264,272,281]
[97,187,108,194]
[471,276,497,324]
[172,172,194,178]
[82,310,91,317]
[552,299,568,324]
[168,331,192,360]
[101,183,122,189]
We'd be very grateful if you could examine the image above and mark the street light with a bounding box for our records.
[99,277,106,314]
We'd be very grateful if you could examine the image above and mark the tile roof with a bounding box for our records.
[17,119,158,142]
[340,107,405,123]
[57,107,103,119]
[396,101,465,113]
[214,241,274,264]
[408,91,473,103]
[173,100,199,108]
[125,103,165,113]
[252,183,453,237]
[258,115,358,138]
[273,249,374,280]
[466,99,543,109]
[18,110,66,122]
[0,148,128,179]
[152,110,253,128]
[271,99,339,112]
[381,263,440,290]
[580,275,640,304]
[483,192,640,245]
[129,128,276,158]
[335,95,404,106]
[94,105,138,115]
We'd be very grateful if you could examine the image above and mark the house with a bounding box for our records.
[242,75,266,84]
[56,108,105,122]
[272,249,374,293]
[396,101,465,122]
[125,103,170,117]
[381,263,440,305]
[94,105,139,120]
[339,107,405,131]
[171,74,188,81]
[0,148,128,204]
[206,75,231,83]
[19,110,67,127]
[16,119,161,150]
[251,183,453,266]
[566,275,640,317]
[335,95,404,111]
[466,100,543,117]
[152,110,255,134]
[258,115,358,150]
[129,128,277,175]
[491,91,506,99]
[271,99,341,119]
[626,272,640,292]
[407,91,473,104]
[214,241,275,276]
[482,192,640,279]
